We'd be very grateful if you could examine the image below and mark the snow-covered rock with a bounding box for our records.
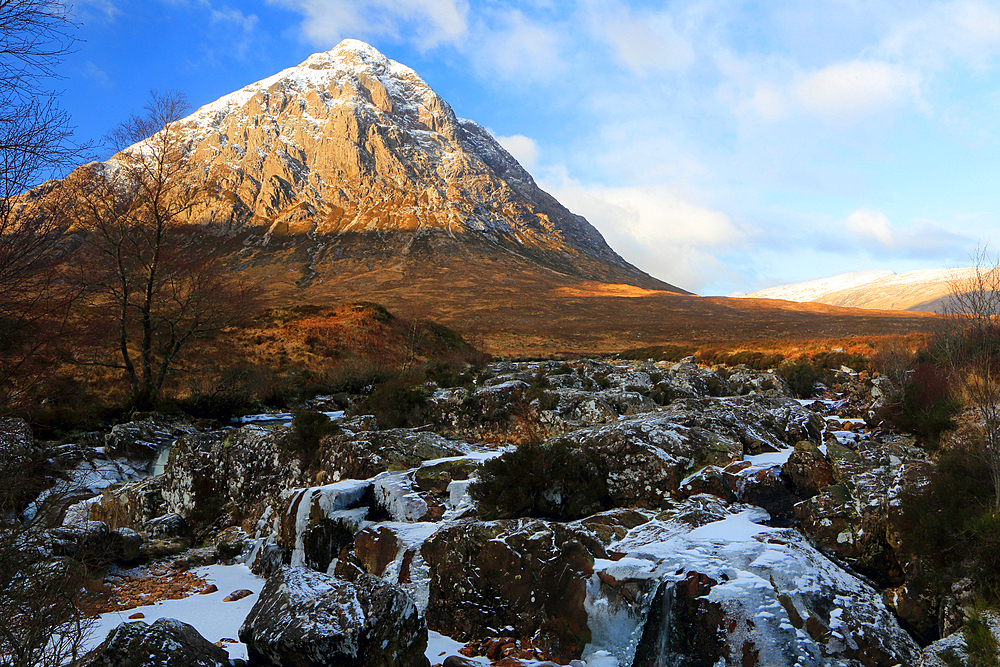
[585,503,921,667]
[239,566,429,667]
[77,617,229,667]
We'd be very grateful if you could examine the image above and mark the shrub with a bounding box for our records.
[286,410,341,469]
[778,362,821,398]
[726,350,785,370]
[426,360,473,388]
[470,439,610,521]
[898,449,1000,601]
[617,345,695,362]
[354,374,430,429]
[879,362,958,447]
[962,613,1000,667]
[812,351,869,372]
[351,301,394,324]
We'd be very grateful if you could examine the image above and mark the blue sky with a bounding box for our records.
[56,0,1000,295]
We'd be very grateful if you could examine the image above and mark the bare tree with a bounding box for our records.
[71,92,261,409]
[0,418,95,667]
[0,0,88,406]
[941,247,1000,508]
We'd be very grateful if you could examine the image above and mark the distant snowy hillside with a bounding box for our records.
[744,268,980,312]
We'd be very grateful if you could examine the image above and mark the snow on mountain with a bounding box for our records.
[744,268,980,312]
[746,270,896,302]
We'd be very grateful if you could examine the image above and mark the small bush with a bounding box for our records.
[898,448,1000,601]
[355,374,430,429]
[778,362,821,398]
[529,371,551,389]
[963,614,1000,667]
[426,360,473,388]
[470,439,610,521]
[726,350,785,370]
[351,301,394,324]
[879,362,958,446]
[286,410,341,469]
[812,351,869,372]
[617,345,695,362]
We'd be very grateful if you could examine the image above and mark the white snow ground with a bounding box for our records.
[82,563,544,665]
[85,564,264,661]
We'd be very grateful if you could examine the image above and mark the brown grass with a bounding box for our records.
[252,257,943,358]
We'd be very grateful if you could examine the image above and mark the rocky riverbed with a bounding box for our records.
[6,357,985,666]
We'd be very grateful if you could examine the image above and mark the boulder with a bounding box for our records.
[163,426,301,525]
[413,458,477,495]
[781,441,836,498]
[585,503,921,667]
[322,429,467,481]
[280,480,372,571]
[143,513,193,542]
[549,390,618,425]
[422,518,605,662]
[49,521,117,564]
[80,477,169,533]
[109,527,144,563]
[794,435,923,590]
[338,522,439,611]
[76,618,229,667]
[556,399,812,507]
[104,416,196,459]
[239,567,429,667]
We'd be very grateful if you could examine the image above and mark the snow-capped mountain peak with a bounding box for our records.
[103,39,677,292]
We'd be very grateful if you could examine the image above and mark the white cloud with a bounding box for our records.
[269,0,469,49]
[76,0,120,21]
[83,62,112,87]
[845,210,895,246]
[793,60,921,124]
[881,0,1000,70]
[473,9,563,81]
[495,134,539,171]
[747,82,787,122]
[845,209,969,258]
[543,177,749,292]
[209,6,258,33]
[585,1,694,75]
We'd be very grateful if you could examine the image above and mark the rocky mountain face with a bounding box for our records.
[744,268,980,313]
[142,39,679,293]
[31,358,986,666]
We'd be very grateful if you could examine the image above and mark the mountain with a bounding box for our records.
[744,268,979,312]
[41,40,943,354]
[141,39,680,294]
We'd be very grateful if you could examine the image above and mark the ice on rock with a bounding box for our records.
[583,501,918,666]
[373,471,428,522]
[285,480,371,568]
